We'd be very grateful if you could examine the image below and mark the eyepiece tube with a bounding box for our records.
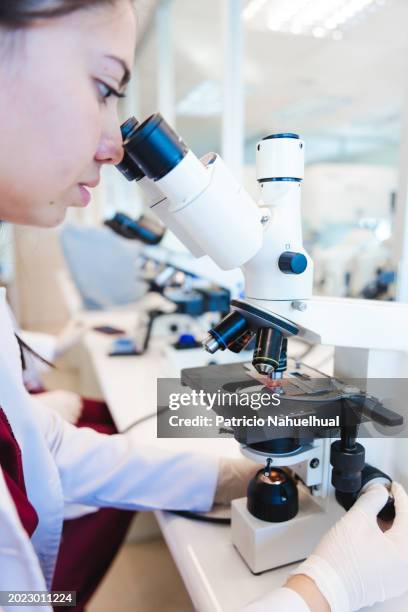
[117,117,206,258]
[124,113,188,181]
[122,113,264,270]
[124,113,209,209]
[116,117,145,182]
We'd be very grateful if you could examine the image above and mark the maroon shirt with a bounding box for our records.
[0,406,38,537]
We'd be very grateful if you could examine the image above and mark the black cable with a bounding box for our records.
[170,510,231,524]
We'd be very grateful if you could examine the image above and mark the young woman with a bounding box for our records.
[0,2,408,611]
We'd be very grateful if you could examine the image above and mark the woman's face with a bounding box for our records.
[0,1,136,227]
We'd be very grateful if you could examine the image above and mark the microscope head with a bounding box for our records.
[116,114,311,376]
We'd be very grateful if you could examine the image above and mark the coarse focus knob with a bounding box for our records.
[278,251,307,275]
[247,467,299,522]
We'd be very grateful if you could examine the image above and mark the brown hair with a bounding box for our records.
[0,1,119,28]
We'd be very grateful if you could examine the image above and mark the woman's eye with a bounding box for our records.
[96,80,126,104]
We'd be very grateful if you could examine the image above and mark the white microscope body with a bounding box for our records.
[230,133,408,573]
[119,114,408,574]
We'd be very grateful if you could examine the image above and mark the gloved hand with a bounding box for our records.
[291,482,408,612]
[214,457,261,505]
[37,390,83,424]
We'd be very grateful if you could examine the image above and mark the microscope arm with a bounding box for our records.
[246,295,408,354]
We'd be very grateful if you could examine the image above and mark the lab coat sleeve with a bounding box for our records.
[242,587,311,611]
[33,399,220,512]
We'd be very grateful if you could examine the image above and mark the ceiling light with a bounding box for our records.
[243,0,268,21]
[243,0,389,40]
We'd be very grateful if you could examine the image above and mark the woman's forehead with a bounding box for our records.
[59,1,137,68]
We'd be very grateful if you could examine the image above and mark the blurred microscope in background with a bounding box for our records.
[104,207,252,367]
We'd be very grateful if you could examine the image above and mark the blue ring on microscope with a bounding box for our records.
[262,133,299,140]
[257,177,302,183]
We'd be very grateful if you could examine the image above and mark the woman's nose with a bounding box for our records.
[95,132,124,166]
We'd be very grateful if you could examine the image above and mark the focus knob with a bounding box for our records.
[278,251,307,274]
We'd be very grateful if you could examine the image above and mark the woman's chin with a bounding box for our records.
[31,203,68,228]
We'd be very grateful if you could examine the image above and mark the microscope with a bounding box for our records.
[117,113,408,574]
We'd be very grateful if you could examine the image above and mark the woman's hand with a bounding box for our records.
[214,458,261,505]
[37,390,83,425]
[287,482,408,612]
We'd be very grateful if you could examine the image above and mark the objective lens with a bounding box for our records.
[124,113,188,181]
[104,213,164,245]
[116,117,145,182]
[252,327,284,375]
[228,329,255,354]
[203,311,250,354]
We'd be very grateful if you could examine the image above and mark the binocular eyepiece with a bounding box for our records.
[116,116,144,182]
[116,114,189,183]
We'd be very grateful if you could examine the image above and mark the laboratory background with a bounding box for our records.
[2,0,408,610]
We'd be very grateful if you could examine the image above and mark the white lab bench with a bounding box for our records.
[78,308,407,612]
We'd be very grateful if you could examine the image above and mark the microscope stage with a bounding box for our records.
[180,359,399,445]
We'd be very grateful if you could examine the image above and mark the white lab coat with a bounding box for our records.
[0,287,309,612]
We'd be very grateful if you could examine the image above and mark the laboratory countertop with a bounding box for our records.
[79,308,406,612]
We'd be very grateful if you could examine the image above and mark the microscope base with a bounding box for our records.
[231,490,344,574]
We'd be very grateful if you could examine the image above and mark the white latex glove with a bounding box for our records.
[214,458,261,505]
[37,390,83,425]
[292,482,408,612]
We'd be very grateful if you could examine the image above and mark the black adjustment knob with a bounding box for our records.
[330,440,365,493]
[335,464,396,523]
[278,251,307,275]
[247,467,298,522]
